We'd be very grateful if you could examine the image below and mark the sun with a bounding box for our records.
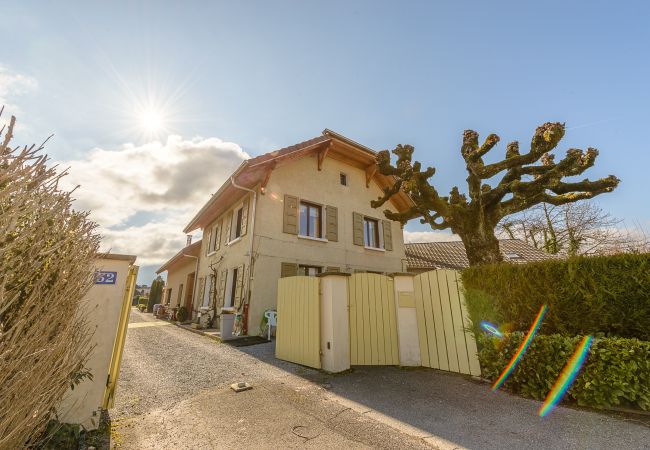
[139,107,165,133]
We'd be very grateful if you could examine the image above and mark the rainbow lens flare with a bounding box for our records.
[491,304,547,392]
[538,335,593,417]
[480,321,503,338]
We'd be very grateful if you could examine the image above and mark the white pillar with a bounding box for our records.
[318,273,350,373]
[393,273,421,366]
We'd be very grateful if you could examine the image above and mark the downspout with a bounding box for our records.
[230,176,257,335]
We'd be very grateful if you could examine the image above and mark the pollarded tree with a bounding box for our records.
[372,123,620,266]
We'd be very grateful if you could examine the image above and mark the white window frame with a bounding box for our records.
[227,202,245,244]
[201,276,211,308]
[298,199,328,241]
[363,216,383,250]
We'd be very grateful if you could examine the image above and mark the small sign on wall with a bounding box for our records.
[95,271,117,285]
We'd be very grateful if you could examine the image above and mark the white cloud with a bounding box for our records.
[403,230,461,243]
[0,66,37,108]
[59,135,249,268]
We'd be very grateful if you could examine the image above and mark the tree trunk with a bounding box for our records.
[459,220,503,266]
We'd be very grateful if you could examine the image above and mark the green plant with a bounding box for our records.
[177,306,188,322]
[462,253,650,340]
[478,333,650,410]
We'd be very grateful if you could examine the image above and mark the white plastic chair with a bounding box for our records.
[264,310,277,340]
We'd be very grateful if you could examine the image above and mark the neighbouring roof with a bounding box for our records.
[183,129,414,233]
[405,239,554,270]
[97,253,137,264]
[156,240,202,274]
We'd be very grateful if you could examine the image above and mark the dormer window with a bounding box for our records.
[504,252,523,260]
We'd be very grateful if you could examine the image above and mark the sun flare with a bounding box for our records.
[139,108,165,133]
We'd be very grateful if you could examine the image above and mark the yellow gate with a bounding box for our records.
[413,270,480,376]
[275,276,321,369]
[102,264,139,408]
[348,273,399,365]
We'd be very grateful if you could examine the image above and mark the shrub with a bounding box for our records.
[478,333,650,410]
[177,306,188,322]
[462,253,650,340]
[0,113,99,447]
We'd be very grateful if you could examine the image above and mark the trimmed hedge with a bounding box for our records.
[478,333,650,410]
[462,253,650,340]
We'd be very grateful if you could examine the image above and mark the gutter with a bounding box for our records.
[229,176,257,334]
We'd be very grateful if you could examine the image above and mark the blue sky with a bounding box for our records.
[2,1,649,283]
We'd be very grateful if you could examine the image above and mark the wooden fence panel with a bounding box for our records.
[414,270,481,376]
[275,276,321,369]
[348,273,399,365]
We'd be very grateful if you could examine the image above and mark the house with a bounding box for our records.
[156,238,201,312]
[404,238,553,273]
[182,129,414,335]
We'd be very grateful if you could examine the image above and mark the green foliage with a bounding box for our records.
[478,333,650,410]
[177,306,188,322]
[148,276,164,312]
[462,253,650,340]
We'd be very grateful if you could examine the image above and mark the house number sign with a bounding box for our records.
[95,271,117,285]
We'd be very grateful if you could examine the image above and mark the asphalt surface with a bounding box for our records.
[112,310,648,449]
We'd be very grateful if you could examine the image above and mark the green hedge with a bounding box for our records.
[462,253,650,340]
[478,333,650,410]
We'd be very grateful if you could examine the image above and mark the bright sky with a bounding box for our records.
[2,1,649,283]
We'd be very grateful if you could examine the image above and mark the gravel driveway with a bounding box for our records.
[112,310,648,449]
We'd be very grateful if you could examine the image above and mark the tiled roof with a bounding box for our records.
[156,239,202,274]
[405,239,554,270]
[246,135,331,167]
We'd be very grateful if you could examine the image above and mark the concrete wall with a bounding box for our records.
[59,255,135,429]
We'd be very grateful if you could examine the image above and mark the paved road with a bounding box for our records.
[112,310,648,449]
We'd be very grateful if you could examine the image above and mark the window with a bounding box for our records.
[166,288,172,304]
[504,252,523,260]
[340,172,347,186]
[299,201,322,238]
[202,276,212,308]
[228,267,238,307]
[234,208,243,239]
[177,283,184,306]
[298,265,322,277]
[364,217,380,248]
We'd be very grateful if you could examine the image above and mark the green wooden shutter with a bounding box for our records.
[352,212,364,246]
[205,230,212,255]
[326,205,338,242]
[224,211,233,244]
[234,264,244,307]
[382,219,393,251]
[218,269,228,307]
[280,262,298,278]
[283,194,299,234]
[215,221,222,251]
[240,198,249,236]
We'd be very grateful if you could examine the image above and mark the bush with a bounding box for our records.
[177,306,188,322]
[462,253,650,340]
[478,333,650,410]
[0,114,98,447]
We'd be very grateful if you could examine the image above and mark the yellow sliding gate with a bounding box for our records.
[348,273,399,365]
[413,270,481,376]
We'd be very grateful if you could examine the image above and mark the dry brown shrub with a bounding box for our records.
[0,110,100,448]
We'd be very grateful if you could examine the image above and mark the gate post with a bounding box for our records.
[317,272,351,373]
[392,273,421,366]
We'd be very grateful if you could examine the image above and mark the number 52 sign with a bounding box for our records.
[95,271,117,285]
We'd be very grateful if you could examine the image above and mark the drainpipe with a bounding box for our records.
[230,176,257,334]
